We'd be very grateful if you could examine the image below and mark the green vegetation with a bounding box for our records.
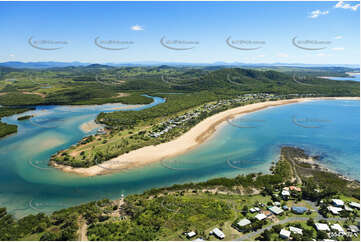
[283,146,360,199]
[0,107,33,137]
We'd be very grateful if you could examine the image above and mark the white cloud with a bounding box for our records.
[335,1,360,11]
[309,9,329,18]
[334,35,343,39]
[332,47,345,51]
[131,25,144,31]
[257,54,265,58]
[277,53,288,58]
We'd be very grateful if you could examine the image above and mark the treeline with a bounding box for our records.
[0,107,33,138]
[142,153,292,197]
[0,199,113,241]
[97,91,219,129]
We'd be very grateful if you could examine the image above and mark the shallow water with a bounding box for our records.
[0,99,359,218]
[322,74,360,82]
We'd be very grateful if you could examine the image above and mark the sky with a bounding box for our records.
[0,1,360,64]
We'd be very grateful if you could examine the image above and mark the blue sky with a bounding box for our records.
[0,1,359,64]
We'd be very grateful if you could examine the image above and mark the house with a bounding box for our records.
[237,218,251,228]
[255,213,267,221]
[291,206,308,214]
[348,225,360,233]
[331,199,344,207]
[282,205,289,211]
[290,226,303,235]
[344,205,353,212]
[349,202,361,209]
[281,190,290,197]
[268,206,284,215]
[280,229,291,239]
[315,223,330,232]
[289,186,301,192]
[210,228,225,239]
[330,224,345,234]
[327,206,343,215]
[249,207,260,213]
[262,210,272,217]
[186,231,197,238]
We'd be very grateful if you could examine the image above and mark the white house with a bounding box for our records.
[290,226,303,235]
[281,190,290,197]
[268,206,284,215]
[210,228,225,239]
[186,231,197,238]
[349,202,360,209]
[237,218,251,227]
[315,223,330,232]
[330,224,345,234]
[255,213,267,221]
[327,206,343,215]
[344,205,353,212]
[250,207,260,213]
[332,199,344,207]
[280,229,291,239]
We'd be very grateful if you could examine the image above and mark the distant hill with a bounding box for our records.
[0,61,359,69]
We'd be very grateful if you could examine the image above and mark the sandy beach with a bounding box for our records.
[52,97,360,176]
[80,120,102,133]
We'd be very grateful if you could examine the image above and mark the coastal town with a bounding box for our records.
[148,93,317,138]
[180,188,360,241]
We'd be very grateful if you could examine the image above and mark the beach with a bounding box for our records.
[52,97,360,176]
[80,120,102,133]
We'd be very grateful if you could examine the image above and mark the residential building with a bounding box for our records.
[315,223,330,232]
[349,202,360,209]
[268,206,284,215]
[210,228,225,239]
[290,226,303,235]
[186,231,197,238]
[327,206,343,215]
[237,218,251,228]
[280,229,291,239]
[331,199,344,207]
[330,224,345,234]
[255,213,267,221]
[291,206,308,214]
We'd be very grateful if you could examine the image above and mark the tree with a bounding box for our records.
[259,229,271,241]
[317,231,328,240]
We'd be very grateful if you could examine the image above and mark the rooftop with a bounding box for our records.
[268,206,284,215]
[290,226,303,235]
[255,213,267,221]
[237,218,251,227]
[315,223,330,231]
[330,224,344,233]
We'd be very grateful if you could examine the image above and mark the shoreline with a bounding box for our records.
[52,96,360,177]
[79,120,102,133]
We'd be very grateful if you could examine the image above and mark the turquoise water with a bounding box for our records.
[0,99,359,218]
[323,74,360,82]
